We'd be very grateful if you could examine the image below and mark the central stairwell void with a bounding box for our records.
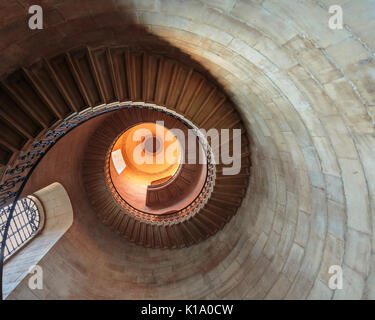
[82,104,242,248]
[0,46,252,297]
[106,109,211,217]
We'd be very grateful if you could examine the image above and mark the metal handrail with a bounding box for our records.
[103,108,216,225]
[0,102,216,299]
[0,103,124,299]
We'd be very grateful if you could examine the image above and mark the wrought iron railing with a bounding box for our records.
[0,103,124,299]
[0,197,41,261]
[0,102,216,298]
[104,106,216,226]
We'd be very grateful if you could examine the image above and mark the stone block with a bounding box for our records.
[201,7,262,46]
[263,0,350,48]
[312,136,340,176]
[318,234,344,284]
[301,47,343,85]
[325,174,345,204]
[282,243,304,281]
[339,158,371,234]
[333,265,365,299]
[266,274,292,299]
[254,37,298,70]
[287,65,339,115]
[296,169,312,214]
[353,134,375,196]
[231,0,298,45]
[308,280,333,300]
[325,38,371,71]
[364,254,375,299]
[327,200,346,240]
[263,230,280,260]
[320,115,358,159]
[344,228,371,276]
[324,78,374,134]
[295,210,310,247]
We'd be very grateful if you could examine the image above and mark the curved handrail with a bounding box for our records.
[103,107,216,225]
[0,102,216,298]
[145,164,203,208]
[0,102,127,299]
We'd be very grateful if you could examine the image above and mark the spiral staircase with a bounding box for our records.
[0,47,251,250]
[1,0,375,301]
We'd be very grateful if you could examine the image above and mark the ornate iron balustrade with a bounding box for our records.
[0,197,41,261]
[103,106,216,226]
[0,104,121,209]
[0,103,123,299]
[0,102,217,298]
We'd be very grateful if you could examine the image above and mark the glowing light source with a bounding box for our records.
[111,149,126,175]
[108,122,182,213]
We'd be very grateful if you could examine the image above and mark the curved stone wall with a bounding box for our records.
[2,0,374,299]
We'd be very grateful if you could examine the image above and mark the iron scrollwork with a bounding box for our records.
[0,103,123,299]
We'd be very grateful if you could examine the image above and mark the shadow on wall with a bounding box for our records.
[0,0,252,175]
[0,1,257,300]
[0,0,228,96]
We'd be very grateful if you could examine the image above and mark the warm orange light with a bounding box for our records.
[109,123,182,212]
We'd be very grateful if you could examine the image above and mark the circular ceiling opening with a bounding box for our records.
[110,122,181,187]
[106,115,211,218]
[83,102,246,247]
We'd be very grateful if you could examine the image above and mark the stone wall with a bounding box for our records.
[2,0,374,299]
